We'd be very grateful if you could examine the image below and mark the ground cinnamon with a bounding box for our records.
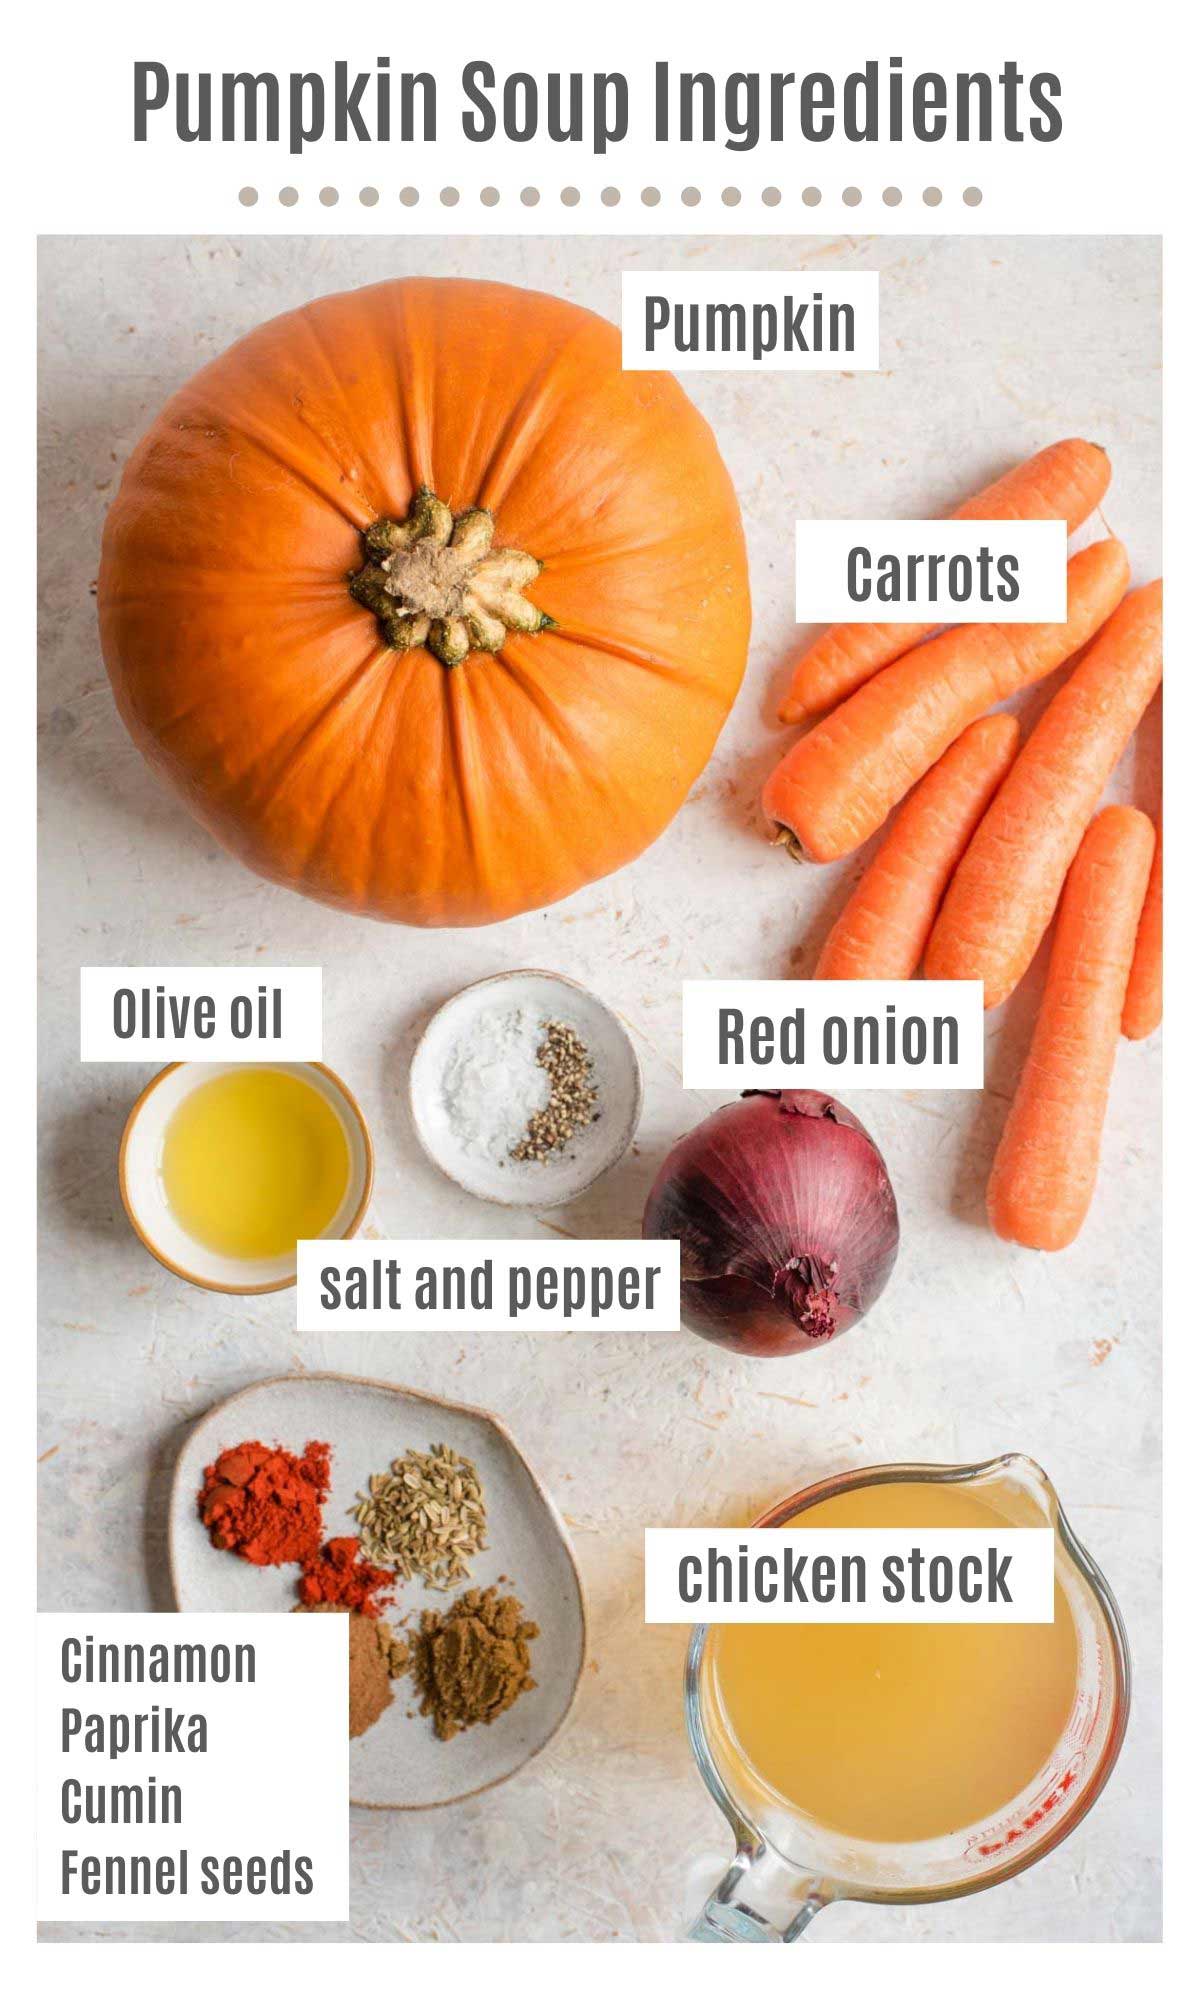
[294,1603,395,1739]
[406,1585,539,1742]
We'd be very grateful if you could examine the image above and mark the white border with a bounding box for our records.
[14,0,1189,1981]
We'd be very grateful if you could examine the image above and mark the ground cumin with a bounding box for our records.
[406,1585,539,1742]
[294,1602,395,1739]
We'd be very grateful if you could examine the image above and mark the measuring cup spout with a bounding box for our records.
[686,1850,831,1943]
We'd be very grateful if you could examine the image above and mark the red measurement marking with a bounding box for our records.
[970,1764,1081,1859]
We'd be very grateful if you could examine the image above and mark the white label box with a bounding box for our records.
[80,967,324,1061]
[795,518,1067,622]
[645,1529,1055,1623]
[37,1614,348,1920]
[622,270,878,370]
[682,980,984,1091]
[298,1239,681,1332]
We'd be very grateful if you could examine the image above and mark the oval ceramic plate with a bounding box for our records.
[409,969,643,1208]
[170,1373,586,1808]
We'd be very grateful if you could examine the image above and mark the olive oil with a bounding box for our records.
[161,1068,350,1260]
[710,1478,1080,1846]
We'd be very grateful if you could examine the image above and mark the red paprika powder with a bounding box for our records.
[298,1536,395,1617]
[198,1438,330,1566]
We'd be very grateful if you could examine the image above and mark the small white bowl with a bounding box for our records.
[409,970,642,1208]
[119,1060,374,1294]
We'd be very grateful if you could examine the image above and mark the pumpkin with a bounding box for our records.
[98,277,751,926]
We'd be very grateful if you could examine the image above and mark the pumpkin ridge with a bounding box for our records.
[493,652,670,875]
[473,317,615,519]
[526,535,691,571]
[288,661,419,895]
[169,390,375,530]
[439,659,610,895]
[189,635,399,807]
[479,641,601,764]
[530,622,730,698]
[337,647,458,916]
[438,670,498,910]
[287,300,404,518]
[387,278,440,490]
[105,574,350,609]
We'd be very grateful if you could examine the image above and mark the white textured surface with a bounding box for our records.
[38,234,1161,1942]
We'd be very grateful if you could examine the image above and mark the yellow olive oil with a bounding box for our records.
[161,1068,350,1260]
[710,1478,1080,1846]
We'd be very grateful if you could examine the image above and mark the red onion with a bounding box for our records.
[642,1090,899,1358]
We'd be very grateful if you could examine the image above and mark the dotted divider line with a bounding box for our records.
[239,184,984,210]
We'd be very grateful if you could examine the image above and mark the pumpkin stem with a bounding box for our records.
[349,487,553,667]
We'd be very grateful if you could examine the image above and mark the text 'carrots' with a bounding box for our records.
[987,805,1154,1251]
[926,579,1162,1007]
[1122,820,1162,1041]
[763,536,1130,865]
[777,438,1112,725]
[814,714,1020,982]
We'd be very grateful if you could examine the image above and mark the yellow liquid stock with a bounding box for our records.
[161,1068,350,1260]
[710,1479,1079,1846]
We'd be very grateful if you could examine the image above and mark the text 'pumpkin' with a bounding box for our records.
[98,277,751,926]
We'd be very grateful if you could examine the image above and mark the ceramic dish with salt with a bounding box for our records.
[409,970,642,1208]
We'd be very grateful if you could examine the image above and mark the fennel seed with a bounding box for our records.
[351,1442,488,1590]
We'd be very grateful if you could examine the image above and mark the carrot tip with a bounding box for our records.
[1121,1015,1161,1043]
[771,824,808,862]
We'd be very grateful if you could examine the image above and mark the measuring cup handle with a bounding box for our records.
[686,1854,829,1943]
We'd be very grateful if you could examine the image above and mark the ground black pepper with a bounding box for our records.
[510,1019,599,1162]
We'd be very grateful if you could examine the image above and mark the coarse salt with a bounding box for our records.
[439,1004,550,1162]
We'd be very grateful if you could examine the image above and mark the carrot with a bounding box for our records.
[1122,819,1162,1040]
[814,714,1020,981]
[778,439,1112,725]
[763,536,1130,865]
[987,805,1154,1250]
[925,580,1162,1007]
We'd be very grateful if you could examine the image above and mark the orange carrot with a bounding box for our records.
[987,805,1154,1250]
[778,439,1112,725]
[763,536,1130,865]
[814,715,1020,981]
[925,580,1162,1007]
[1122,819,1162,1040]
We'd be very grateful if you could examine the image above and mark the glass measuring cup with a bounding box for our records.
[684,1455,1130,1942]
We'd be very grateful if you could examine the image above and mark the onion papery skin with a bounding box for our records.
[642,1090,899,1358]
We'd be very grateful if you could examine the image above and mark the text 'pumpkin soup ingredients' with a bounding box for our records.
[353,1443,487,1589]
[198,1439,330,1565]
[406,1586,539,1742]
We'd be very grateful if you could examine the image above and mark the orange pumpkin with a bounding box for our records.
[98,277,750,926]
